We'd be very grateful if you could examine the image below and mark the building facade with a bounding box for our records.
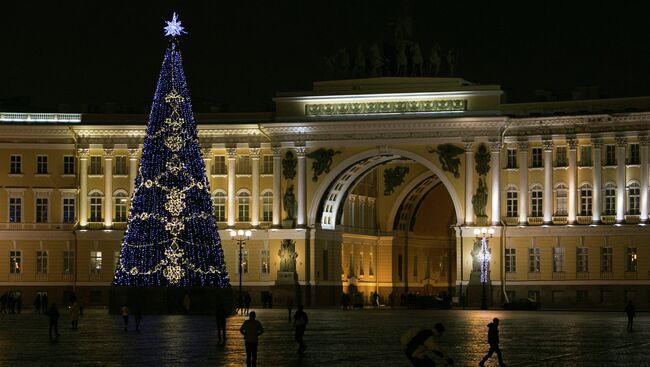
[2,77,650,309]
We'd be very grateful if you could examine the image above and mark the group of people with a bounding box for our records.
[0,292,23,314]
[120,304,143,332]
[401,318,507,367]
[236,293,252,315]
[45,295,82,340]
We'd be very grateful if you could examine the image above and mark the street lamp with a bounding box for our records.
[474,227,494,310]
[231,229,251,312]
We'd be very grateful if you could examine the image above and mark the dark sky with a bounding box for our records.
[3,1,650,113]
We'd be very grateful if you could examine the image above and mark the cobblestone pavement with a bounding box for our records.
[0,307,647,366]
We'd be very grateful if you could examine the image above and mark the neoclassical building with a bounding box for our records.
[2,77,650,308]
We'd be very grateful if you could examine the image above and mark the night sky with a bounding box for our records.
[3,1,650,113]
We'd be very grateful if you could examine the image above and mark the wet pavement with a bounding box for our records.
[0,307,647,366]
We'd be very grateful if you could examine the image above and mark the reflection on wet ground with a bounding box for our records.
[0,308,647,366]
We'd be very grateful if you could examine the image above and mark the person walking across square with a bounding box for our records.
[240,311,264,367]
[479,318,506,367]
[293,305,309,355]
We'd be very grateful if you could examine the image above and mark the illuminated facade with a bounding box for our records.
[2,77,650,308]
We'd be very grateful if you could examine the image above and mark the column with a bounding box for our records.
[77,148,89,227]
[272,146,282,228]
[128,148,139,199]
[103,147,114,228]
[250,147,261,227]
[543,140,553,224]
[641,136,649,222]
[616,136,627,223]
[226,147,237,227]
[568,138,578,224]
[518,141,529,224]
[490,142,502,225]
[296,146,308,227]
[201,147,212,180]
[592,138,603,223]
[464,141,474,225]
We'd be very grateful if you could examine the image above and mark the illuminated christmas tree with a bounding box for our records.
[113,13,229,287]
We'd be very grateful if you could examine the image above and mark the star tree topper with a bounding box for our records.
[164,12,187,37]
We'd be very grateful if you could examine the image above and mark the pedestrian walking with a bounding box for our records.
[216,305,227,345]
[16,294,22,314]
[401,322,453,367]
[626,300,636,332]
[33,293,42,314]
[479,317,506,367]
[41,293,48,314]
[133,303,142,332]
[293,305,309,355]
[69,298,80,330]
[240,311,264,367]
[237,293,244,315]
[244,293,251,316]
[47,303,61,340]
[121,304,129,331]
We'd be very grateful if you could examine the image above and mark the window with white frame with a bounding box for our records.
[600,247,612,273]
[261,249,270,274]
[262,155,273,174]
[114,156,128,175]
[114,192,128,222]
[212,192,226,221]
[35,197,48,223]
[63,197,75,223]
[90,251,102,274]
[604,184,616,215]
[64,155,75,175]
[36,155,48,174]
[580,146,592,166]
[605,145,616,165]
[63,251,74,274]
[213,155,226,174]
[89,192,103,222]
[36,250,48,273]
[531,147,543,168]
[10,250,21,273]
[9,197,22,223]
[237,248,249,274]
[262,191,273,222]
[580,184,592,216]
[237,156,251,174]
[237,192,250,221]
[528,247,541,272]
[577,247,589,272]
[555,146,567,166]
[10,155,22,174]
[629,144,640,165]
[626,247,638,272]
[89,156,102,175]
[627,182,640,215]
[506,188,518,217]
[530,185,543,217]
[505,248,516,272]
[553,247,565,272]
[507,149,517,168]
[555,184,568,216]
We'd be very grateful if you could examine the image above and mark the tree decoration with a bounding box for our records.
[113,13,229,287]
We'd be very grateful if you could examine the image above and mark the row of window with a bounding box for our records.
[505,182,642,217]
[506,144,642,169]
[9,250,75,274]
[505,247,640,273]
[233,249,271,275]
[505,290,632,305]
[395,254,448,282]
[210,155,275,175]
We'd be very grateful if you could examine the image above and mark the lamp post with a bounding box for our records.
[231,229,251,311]
[474,227,494,310]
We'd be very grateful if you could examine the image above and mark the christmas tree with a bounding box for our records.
[113,13,229,287]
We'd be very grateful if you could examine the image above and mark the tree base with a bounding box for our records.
[109,286,233,315]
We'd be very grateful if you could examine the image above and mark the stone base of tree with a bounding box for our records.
[109,286,233,315]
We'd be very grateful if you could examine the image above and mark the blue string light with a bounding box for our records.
[113,22,229,288]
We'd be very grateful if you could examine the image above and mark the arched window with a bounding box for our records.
[89,191,103,222]
[580,184,592,216]
[530,184,543,217]
[114,191,128,222]
[555,183,568,216]
[506,186,518,217]
[237,191,250,222]
[628,182,640,215]
[262,191,273,222]
[212,191,226,222]
[603,183,616,215]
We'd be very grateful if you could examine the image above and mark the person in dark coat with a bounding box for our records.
[240,311,264,367]
[216,305,227,345]
[293,306,309,355]
[133,303,142,332]
[479,318,506,367]
[33,294,42,314]
[47,303,61,340]
[243,293,251,316]
[16,294,22,314]
[0,292,7,314]
[41,294,49,313]
[625,300,636,332]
